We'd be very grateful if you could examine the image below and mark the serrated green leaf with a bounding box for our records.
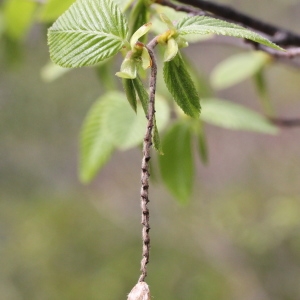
[4,0,37,40]
[132,76,149,115]
[177,16,283,50]
[105,94,170,150]
[48,0,128,68]
[79,92,120,183]
[163,53,201,118]
[211,51,270,89]
[104,95,145,149]
[201,98,278,134]
[159,121,194,203]
[122,78,137,112]
[39,0,76,22]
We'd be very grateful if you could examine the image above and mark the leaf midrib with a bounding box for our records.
[50,29,125,40]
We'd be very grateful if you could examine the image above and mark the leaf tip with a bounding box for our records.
[79,170,92,185]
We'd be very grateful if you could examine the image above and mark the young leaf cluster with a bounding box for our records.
[44,0,283,202]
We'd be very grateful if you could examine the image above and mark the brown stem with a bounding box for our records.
[138,42,158,283]
[269,117,300,127]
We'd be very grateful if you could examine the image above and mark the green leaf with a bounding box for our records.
[132,76,148,114]
[159,121,194,203]
[48,0,128,68]
[122,79,137,112]
[103,95,145,150]
[4,0,37,40]
[163,53,201,118]
[79,92,119,183]
[201,98,278,134]
[211,51,270,89]
[105,94,170,150]
[39,0,76,22]
[177,16,283,50]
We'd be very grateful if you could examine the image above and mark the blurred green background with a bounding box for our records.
[1,0,300,299]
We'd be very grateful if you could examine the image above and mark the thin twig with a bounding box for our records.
[138,40,158,283]
[269,117,300,127]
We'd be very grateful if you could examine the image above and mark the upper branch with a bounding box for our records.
[158,0,300,47]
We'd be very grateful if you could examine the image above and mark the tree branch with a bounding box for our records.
[171,0,300,47]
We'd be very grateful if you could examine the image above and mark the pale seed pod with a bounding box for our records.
[127,282,151,300]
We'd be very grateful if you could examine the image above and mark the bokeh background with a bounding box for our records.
[1,0,300,299]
